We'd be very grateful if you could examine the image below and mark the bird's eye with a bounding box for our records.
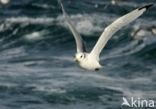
[80,55,83,58]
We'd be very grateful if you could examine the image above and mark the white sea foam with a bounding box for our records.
[5,17,54,24]
[23,30,49,42]
[57,13,117,36]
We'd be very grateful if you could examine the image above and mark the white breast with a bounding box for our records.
[79,56,102,70]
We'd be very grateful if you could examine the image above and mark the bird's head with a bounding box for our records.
[74,53,86,63]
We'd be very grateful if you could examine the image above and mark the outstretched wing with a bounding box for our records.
[58,0,86,53]
[90,4,152,59]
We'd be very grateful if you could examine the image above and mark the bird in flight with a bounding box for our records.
[58,0,152,71]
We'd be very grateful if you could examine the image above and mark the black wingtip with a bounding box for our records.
[138,4,153,10]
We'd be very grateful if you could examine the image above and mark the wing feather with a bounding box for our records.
[58,0,86,53]
[90,4,152,58]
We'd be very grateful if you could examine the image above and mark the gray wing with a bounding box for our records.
[58,0,86,53]
[90,4,152,59]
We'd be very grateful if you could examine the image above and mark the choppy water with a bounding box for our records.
[0,0,156,109]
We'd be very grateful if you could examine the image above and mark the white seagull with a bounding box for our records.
[59,0,152,71]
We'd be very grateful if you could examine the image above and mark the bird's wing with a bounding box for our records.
[90,4,152,59]
[58,0,86,53]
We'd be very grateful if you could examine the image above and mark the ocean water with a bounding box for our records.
[0,0,156,109]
